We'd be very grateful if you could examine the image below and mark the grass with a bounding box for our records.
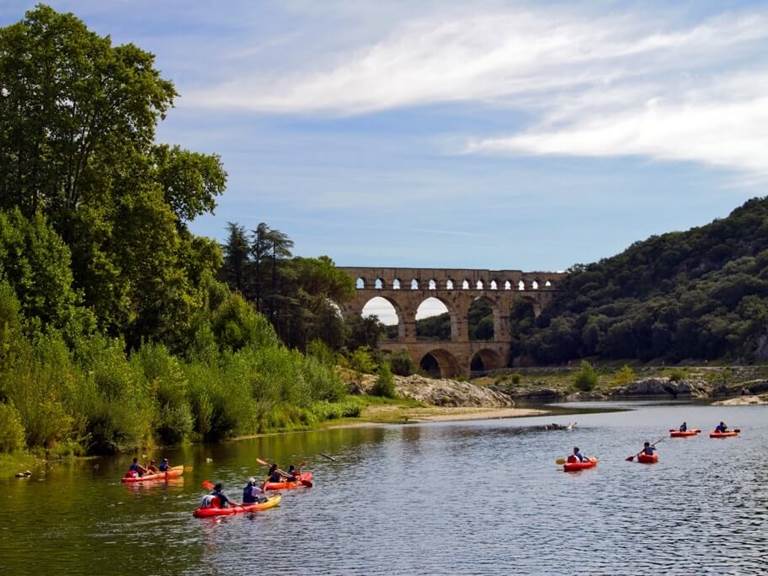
[0,452,41,480]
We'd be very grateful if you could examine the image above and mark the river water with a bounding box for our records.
[1,402,766,575]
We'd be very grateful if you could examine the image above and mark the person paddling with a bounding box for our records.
[267,464,283,483]
[203,482,238,509]
[128,457,148,478]
[679,422,688,432]
[568,447,587,463]
[715,421,728,433]
[147,459,159,473]
[286,465,299,482]
[242,477,268,504]
[641,441,657,456]
[158,458,170,472]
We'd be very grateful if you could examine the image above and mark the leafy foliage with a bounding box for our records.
[511,197,768,363]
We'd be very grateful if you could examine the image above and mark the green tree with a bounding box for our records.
[573,361,598,391]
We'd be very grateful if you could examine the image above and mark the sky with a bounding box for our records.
[3,1,768,275]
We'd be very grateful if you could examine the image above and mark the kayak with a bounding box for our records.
[710,430,739,438]
[121,465,184,483]
[263,471,313,491]
[637,453,658,464]
[669,429,700,438]
[193,494,281,518]
[563,457,598,472]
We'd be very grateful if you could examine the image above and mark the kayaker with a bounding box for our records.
[242,477,267,504]
[207,483,238,508]
[715,421,728,433]
[286,465,299,482]
[641,441,656,456]
[679,422,687,432]
[568,447,587,463]
[267,464,283,483]
[158,458,170,472]
[147,459,159,473]
[128,457,147,477]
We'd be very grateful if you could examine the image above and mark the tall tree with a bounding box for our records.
[222,222,250,294]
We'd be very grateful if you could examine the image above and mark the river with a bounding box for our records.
[1,402,766,575]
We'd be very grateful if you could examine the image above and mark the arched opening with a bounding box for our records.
[462,279,470,290]
[476,280,484,290]
[416,297,452,341]
[518,280,525,291]
[428,279,437,290]
[532,280,539,290]
[490,280,498,290]
[470,349,503,374]
[374,278,383,290]
[410,279,419,290]
[504,280,512,290]
[356,277,365,289]
[361,296,402,340]
[468,296,495,341]
[545,280,552,287]
[419,349,461,378]
[393,278,401,290]
[446,279,454,290]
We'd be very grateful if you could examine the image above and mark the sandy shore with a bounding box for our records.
[339,404,549,425]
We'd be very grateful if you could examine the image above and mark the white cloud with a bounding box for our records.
[183,2,768,174]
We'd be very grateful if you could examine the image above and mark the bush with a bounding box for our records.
[348,346,376,374]
[668,368,686,382]
[371,362,396,398]
[511,373,522,385]
[573,361,598,391]
[613,364,636,387]
[0,403,26,452]
[389,351,415,376]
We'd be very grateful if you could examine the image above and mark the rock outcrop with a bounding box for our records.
[609,377,710,398]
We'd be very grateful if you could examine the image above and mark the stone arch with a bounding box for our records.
[374,277,384,290]
[468,295,498,341]
[504,280,512,290]
[415,296,455,341]
[518,280,525,291]
[462,279,470,290]
[531,280,539,290]
[428,279,437,290]
[356,277,365,289]
[490,280,498,290]
[419,349,462,378]
[392,278,401,290]
[362,296,404,340]
[476,280,484,290]
[445,279,455,290]
[410,278,419,290]
[545,280,552,288]
[470,349,504,373]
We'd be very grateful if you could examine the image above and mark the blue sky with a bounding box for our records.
[3,1,768,272]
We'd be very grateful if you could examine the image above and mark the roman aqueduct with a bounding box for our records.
[338,267,565,377]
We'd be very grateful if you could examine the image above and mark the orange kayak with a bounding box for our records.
[669,429,700,437]
[637,453,658,464]
[563,457,597,472]
[193,494,281,518]
[263,472,313,491]
[710,430,739,438]
[121,465,184,483]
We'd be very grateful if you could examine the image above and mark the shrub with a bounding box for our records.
[389,351,415,376]
[573,361,598,391]
[613,364,636,387]
[668,368,686,382]
[371,362,396,398]
[511,373,522,385]
[348,347,376,374]
[0,402,26,452]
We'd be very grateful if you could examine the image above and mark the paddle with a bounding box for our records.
[257,457,313,488]
[626,437,664,462]
[201,480,245,508]
[319,452,337,462]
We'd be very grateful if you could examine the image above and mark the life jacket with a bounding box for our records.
[567,455,577,463]
[201,495,221,508]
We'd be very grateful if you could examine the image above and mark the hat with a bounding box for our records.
[248,477,256,484]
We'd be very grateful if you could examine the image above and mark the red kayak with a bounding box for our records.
[263,471,313,491]
[193,494,281,518]
[563,457,597,472]
[710,430,739,438]
[669,429,700,438]
[637,453,659,464]
[121,465,184,483]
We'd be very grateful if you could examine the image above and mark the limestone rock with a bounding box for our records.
[609,377,710,398]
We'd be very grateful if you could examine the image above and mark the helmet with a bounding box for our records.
[248,477,256,484]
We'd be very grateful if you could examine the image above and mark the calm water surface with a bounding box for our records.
[1,402,767,575]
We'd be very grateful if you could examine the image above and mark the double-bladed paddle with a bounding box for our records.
[626,437,664,462]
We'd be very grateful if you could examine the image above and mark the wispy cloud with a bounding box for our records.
[183,4,768,174]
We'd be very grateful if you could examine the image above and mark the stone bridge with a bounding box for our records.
[339,267,565,377]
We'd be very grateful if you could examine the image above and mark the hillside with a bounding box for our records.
[511,197,768,364]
